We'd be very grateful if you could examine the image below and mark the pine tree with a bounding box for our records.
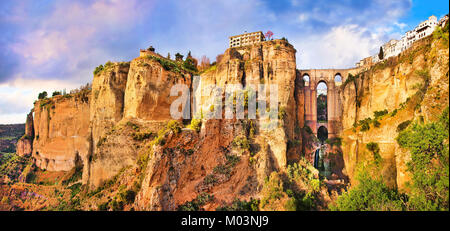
[378,46,384,60]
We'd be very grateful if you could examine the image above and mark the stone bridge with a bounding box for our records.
[298,68,361,139]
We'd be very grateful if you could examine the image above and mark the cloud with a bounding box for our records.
[3,0,154,83]
[0,77,81,122]
[294,24,383,69]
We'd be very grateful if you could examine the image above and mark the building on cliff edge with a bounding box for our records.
[229,31,265,48]
[356,15,446,68]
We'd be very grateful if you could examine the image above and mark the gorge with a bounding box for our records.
[1,23,449,211]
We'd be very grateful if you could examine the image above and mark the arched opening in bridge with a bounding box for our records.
[316,81,327,122]
[317,126,328,144]
[334,73,342,85]
[303,74,310,86]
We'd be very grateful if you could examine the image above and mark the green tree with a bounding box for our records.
[38,91,48,100]
[330,167,404,211]
[396,107,449,211]
[378,46,384,60]
[175,53,184,61]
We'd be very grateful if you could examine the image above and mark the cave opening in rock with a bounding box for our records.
[316,81,327,123]
[317,126,328,144]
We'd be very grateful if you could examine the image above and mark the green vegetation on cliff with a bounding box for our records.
[330,168,405,211]
[334,108,449,211]
[396,107,449,211]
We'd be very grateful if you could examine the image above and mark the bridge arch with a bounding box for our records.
[334,73,342,85]
[316,81,328,123]
[302,74,310,86]
[317,126,328,143]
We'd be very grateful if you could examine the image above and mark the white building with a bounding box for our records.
[371,15,439,63]
[229,31,265,48]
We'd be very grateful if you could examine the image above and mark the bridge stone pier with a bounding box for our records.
[298,69,359,139]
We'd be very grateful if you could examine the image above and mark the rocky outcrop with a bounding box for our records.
[90,63,129,149]
[123,56,192,121]
[16,112,34,157]
[32,92,90,172]
[339,36,449,190]
[133,40,302,209]
[197,39,299,169]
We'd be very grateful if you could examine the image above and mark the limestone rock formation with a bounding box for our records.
[32,92,90,172]
[123,56,192,121]
[16,112,34,157]
[339,36,449,190]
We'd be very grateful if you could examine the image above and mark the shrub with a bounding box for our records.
[203,174,217,185]
[109,199,123,211]
[260,172,285,209]
[225,154,240,167]
[137,150,150,171]
[167,120,182,134]
[232,135,250,150]
[183,58,198,72]
[373,109,388,118]
[396,107,449,211]
[120,189,136,204]
[38,91,48,100]
[330,170,404,211]
[52,91,61,97]
[216,198,260,211]
[433,23,449,45]
[396,120,411,132]
[126,121,140,131]
[372,119,381,128]
[177,193,214,211]
[132,131,153,141]
[366,142,382,165]
[189,119,202,132]
[358,118,372,131]
[278,107,287,120]
[93,64,104,76]
[284,198,297,211]
[390,109,398,117]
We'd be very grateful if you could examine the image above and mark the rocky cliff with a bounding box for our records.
[339,35,449,190]
[31,91,90,173]
[9,31,447,210]
[134,39,302,209]
[11,39,306,210]
[16,112,33,157]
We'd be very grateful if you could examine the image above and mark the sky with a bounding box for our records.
[0,0,448,124]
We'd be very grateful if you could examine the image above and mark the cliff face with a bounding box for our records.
[32,92,90,173]
[14,33,448,210]
[87,63,130,186]
[198,40,300,167]
[339,36,449,190]
[90,63,129,149]
[134,40,301,209]
[13,39,306,210]
[123,56,192,121]
[88,57,193,187]
[15,114,33,157]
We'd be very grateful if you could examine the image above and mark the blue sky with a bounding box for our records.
[0,0,448,124]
